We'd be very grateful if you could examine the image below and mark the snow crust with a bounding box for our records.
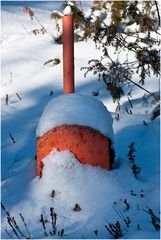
[36,94,114,141]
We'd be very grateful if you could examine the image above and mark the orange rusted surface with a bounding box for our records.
[37,124,113,176]
[62,15,75,94]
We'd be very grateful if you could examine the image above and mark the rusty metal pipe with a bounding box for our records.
[62,15,75,94]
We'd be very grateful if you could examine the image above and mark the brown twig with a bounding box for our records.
[16,93,22,100]
[50,207,57,235]
[127,97,133,108]
[40,214,48,237]
[9,134,16,144]
[19,213,32,238]
[6,94,9,105]
[10,72,13,83]
[34,15,47,33]
[20,23,31,36]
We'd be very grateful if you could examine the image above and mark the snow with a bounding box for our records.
[1,2,160,239]
[93,10,107,21]
[144,51,150,62]
[36,94,114,141]
[1,146,160,239]
[84,9,91,19]
[67,1,75,7]
[63,5,72,16]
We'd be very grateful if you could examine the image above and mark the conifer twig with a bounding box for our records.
[155,1,160,27]
[3,227,14,239]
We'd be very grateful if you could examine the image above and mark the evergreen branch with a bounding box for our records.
[127,78,159,102]
[155,1,160,27]
[3,227,14,239]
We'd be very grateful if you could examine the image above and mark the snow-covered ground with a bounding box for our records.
[1,1,160,239]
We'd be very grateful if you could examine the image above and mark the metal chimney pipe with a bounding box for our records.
[62,15,75,94]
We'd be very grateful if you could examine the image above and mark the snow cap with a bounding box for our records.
[63,5,72,15]
[37,94,114,141]
[67,1,75,7]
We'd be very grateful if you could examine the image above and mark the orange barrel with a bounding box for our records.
[36,94,114,176]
